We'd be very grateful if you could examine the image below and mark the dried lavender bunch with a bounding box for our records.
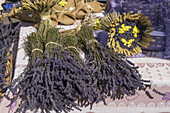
[77,24,146,104]
[0,21,21,99]
[59,34,100,108]
[6,28,98,113]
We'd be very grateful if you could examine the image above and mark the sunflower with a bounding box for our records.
[99,11,154,57]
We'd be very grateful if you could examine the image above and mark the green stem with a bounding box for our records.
[38,9,54,35]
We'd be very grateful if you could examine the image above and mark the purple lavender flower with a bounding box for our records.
[162,92,170,102]
[10,102,17,112]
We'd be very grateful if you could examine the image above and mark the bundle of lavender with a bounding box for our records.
[77,24,152,104]
[5,27,99,113]
[0,21,21,99]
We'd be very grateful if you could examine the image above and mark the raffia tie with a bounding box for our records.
[32,42,80,54]
[32,48,43,53]
[64,46,82,53]
[88,39,99,45]
[45,42,63,48]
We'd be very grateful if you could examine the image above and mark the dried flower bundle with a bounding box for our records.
[6,27,98,113]
[21,0,59,35]
[77,24,152,104]
[0,21,21,99]
[99,11,154,57]
[21,0,57,13]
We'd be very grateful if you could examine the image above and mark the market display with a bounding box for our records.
[0,0,168,113]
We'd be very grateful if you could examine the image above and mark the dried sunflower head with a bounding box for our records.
[100,11,154,57]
